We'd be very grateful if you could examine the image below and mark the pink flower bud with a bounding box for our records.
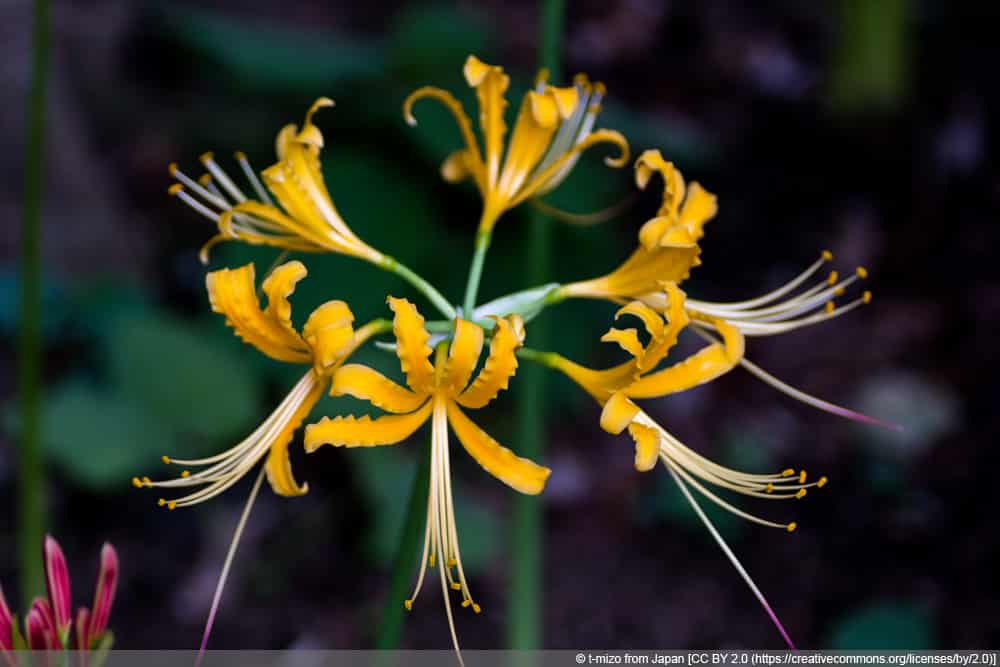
[0,584,12,651]
[27,598,58,650]
[87,543,118,641]
[43,535,72,633]
[74,607,91,651]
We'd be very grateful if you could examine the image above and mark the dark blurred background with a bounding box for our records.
[2,0,997,651]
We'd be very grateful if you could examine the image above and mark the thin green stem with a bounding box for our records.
[381,256,456,320]
[461,229,492,316]
[515,347,557,368]
[17,0,50,608]
[508,0,565,651]
[375,438,432,651]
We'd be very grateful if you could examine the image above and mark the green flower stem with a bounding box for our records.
[380,255,456,320]
[462,229,492,317]
[509,0,565,650]
[17,0,50,608]
[375,438,431,651]
[515,347,558,368]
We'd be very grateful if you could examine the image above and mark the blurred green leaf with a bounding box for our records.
[41,382,173,490]
[104,312,263,443]
[0,266,72,339]
[828,602,934,649]
[829,0,909,114]
[388,5,493,81]
[156,4,385,94]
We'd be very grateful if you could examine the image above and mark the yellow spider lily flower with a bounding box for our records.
[541,287,824,531]
[168,98,384,265]
[558,152,890,428]
[303,297,550,653]
[133,261,383,508]
[560,149,717,301]
[404,55,630,232]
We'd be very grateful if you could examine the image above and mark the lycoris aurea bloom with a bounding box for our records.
[304,298,550,651]
[168,98,383,265]
[1,536,118,664]
[405,55,630,233]
[557,149,891,429]
[542,285,826,533]
[133,260,386,507]
[156,53,895,657]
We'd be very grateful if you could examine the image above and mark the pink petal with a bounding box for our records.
[74,607,91,651]
[43,536,72,632]
[33,598,59,649]
[0,585,14,667]
[0,584,12,651]
[26,603,56,651]
[87,543,118,641]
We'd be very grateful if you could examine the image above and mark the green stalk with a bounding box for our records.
[375,438,431,650]
[18,0,50,607]
[381,255,456,320]
[461,229,492,316]
[508,0,565,650]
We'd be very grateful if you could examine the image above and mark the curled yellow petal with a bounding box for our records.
[635,149,686,218]
[637,282,688,371]
[446,401,550,495]
[615,301,664,339]
[404,86,485,192]
[679,182,717,240]
[626,318,745,399]
[206,263,310,363]
[601,327,645,360]
[627,421,660,472]
[304,400,433,451]
[599,391,641,435]
[261,261,309,344]
[634,149,716,249]
[296,97,335,149]
[545,84,580,119]
[387,297,435,394]
[301,301,356,373]
[527,90,560,129]
[444,319,484,395]
[275,123,298,161]
[330,364,427,414]
[456,315,524,408]
[493,93,562,207]
[441,149,482,185]
[264,372,325,497]
[463,55,510,186]
[511,129,630,207]
[637,215,699,252]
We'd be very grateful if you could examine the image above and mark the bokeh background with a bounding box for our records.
[2,0,997,651]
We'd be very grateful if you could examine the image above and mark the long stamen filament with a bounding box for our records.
[685,254,872,337]
[199,152,247,203]
[665,464,797,651]
[194,465,266,667]
[234,151,274,205]
[406,399,477,663]
[689,326,902,431]
[694,253,832,313]
[138,372,317,508]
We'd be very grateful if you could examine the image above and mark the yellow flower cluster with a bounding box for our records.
[150,55,889,657]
